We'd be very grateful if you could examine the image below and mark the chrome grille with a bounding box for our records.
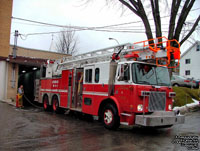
[148,91,166,111]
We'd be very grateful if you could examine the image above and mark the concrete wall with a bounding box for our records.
[0,61,8,100]
[0,0,13,57]
[6,63,19,101]
[0,62,19,101]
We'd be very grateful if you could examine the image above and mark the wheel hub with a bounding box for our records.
[104,110,113,125]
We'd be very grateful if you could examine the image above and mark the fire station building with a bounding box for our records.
[0,0,69,102]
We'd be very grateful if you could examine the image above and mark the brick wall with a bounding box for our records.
[0,0,13,57]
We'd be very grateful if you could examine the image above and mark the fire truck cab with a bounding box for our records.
[36,37,185,129]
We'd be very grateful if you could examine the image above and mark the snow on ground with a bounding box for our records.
[173,99,200,111]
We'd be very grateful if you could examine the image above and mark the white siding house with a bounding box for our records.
[179,41,200,79]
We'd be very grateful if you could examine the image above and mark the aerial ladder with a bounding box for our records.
[46,36,180,78]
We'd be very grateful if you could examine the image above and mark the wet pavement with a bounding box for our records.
[0,102,199,151]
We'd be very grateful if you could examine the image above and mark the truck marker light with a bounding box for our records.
[137,104,143,111]
[169,92,176,98]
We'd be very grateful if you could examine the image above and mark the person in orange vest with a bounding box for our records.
[17,85,24,108]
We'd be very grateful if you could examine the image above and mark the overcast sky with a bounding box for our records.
[10,0,200,54]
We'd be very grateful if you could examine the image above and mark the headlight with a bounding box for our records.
[168,104,172,110]
[137,104,143,111]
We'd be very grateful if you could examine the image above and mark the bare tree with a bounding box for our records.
[118,0,199,46]
[85,0,199,46]
[55,28,78,55]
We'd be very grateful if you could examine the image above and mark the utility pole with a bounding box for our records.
[13,30,19,58]
[11,30,19,88]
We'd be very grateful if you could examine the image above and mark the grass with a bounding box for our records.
[172,87,200,107]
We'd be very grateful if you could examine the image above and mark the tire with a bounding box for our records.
[52,96,64,114]
[43,95,50,111]
[173,83,179,87]
[102,104,120,130]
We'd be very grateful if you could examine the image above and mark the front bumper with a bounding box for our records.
[135,111,185,127]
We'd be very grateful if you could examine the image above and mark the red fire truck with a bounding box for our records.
[35,37,185,129]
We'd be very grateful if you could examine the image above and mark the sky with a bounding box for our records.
[10,0,200,55]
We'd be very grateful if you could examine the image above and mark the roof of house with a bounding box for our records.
[181,41,200,58]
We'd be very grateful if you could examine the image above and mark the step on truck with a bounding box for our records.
[34,37,185,129]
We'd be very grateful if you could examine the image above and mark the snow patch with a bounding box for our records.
[173,98,200,111]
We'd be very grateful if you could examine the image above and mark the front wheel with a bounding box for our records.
[102,104,120,130]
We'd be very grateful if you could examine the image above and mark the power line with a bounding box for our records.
[11,7,200,29]
[11,16,144,30]
[17,27,200,39]
[11,6,200,38]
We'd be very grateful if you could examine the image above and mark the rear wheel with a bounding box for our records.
[52,96,64,114]
[102,104,120,130]
[43,95,50,111]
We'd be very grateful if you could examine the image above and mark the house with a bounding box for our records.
[179,41,200,79]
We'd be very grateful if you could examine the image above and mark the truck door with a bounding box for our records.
[67,70,72,108]
[115,63,132,110]
[71,68,84,109]
[82,65,95,114]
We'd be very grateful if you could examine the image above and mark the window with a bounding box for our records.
[95,68,100,83]
[185,70,190,75]
[124,64,130,81]
[117,64,130,81]
[85,69,92,83]
[132,63,171,86]
[185,59,190,64]
[197,45,200,51]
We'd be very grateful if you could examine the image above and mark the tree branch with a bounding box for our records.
[150,0,162,40]
[55,27,78,55]
[137,0,154,42]
[173,0,195,41]
[180,15,200,45]
[168,0,181,40]
[118,0,139,16]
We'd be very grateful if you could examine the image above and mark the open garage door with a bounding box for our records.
[18,65,41,106]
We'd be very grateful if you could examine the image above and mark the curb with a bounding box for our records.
[0,99,16,106]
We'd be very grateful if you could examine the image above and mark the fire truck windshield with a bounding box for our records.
[132,63,171,86]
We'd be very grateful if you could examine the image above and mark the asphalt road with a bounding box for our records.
[0,102,199,151]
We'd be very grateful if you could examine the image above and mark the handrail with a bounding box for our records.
[132,36,180,68]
